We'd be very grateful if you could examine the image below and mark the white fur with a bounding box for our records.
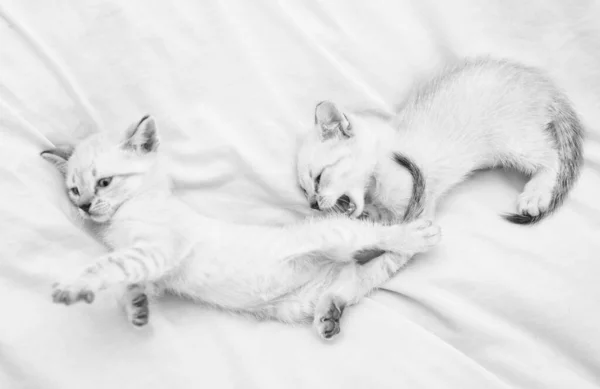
[297,57,582,223]
[43,116,441,339]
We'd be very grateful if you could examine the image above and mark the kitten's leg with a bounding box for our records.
[355,218,441,262]
[349,252,412,304]
[52,246,173,306]
[313,220,438,339]
[313,252,412,339]
[293,216,441,265]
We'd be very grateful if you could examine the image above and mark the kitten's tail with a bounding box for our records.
[392,153,426,222]
[503,100,584,225]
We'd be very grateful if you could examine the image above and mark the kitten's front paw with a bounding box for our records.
[404,219,441,254]
[388,219,441,256]
[129,293,150,327]
[52,279,96,306]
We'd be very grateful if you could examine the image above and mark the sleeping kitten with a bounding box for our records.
[297,57,584,224]
[41,115,441,339]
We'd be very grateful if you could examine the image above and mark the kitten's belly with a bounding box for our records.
[150,212,336,310]
[165,254,332,309]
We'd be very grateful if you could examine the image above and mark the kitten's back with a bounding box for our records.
[397,58,556,137]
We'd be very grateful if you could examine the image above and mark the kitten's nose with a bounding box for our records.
[310,202,320,210]
[79,203,92,213]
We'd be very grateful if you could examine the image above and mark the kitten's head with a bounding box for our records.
[296,101,379,218]
[41,115,160,223]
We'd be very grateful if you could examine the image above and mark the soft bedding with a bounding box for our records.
[1,1,600,388]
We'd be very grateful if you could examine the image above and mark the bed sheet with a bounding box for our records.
[1,1,600,388]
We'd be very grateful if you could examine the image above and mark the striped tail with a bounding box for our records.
[392,153,426,222]
[503,100,584,224]
[350,153,426,264]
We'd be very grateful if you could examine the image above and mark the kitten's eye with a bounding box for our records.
[70,187,80,196]
[97,177,113,188]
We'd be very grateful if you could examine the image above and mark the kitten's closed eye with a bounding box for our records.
[70,187,80,196]
[314,172,323,191]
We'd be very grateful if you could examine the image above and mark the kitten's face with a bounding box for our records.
[296,102,375,218]
[41,116,160,223]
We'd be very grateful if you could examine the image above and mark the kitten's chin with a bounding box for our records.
[89,214,112,223]
[78,209,112,223]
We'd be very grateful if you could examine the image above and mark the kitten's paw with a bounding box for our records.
[389,219,441,256]
[52,280,96,306]
[314,295,346,340]
[129,293,150,327]
[406,219,442,252]
[517,188,552,217]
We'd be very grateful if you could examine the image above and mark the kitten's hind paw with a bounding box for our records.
[388,219,441,256]
[52,280,96,306]
[314,295,346,340]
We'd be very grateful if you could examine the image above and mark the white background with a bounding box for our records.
[1,1,599,388]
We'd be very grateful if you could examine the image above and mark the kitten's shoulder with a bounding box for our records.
[102,194,182,245]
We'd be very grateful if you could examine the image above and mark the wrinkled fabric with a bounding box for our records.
[1,1,599,388]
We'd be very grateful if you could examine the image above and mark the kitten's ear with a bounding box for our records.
[40,145,74,176]
[123,115,159,153]
[314,101,353,141]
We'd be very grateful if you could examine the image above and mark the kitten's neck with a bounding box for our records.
[100,159,173,238]
[350,113,395,168]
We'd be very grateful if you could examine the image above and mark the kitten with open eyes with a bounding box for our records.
[41,115,441,339]
[297,57,584,225]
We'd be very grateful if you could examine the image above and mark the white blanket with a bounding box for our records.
[1,1,599,388]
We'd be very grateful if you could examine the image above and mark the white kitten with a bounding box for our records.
[41,116,441,339]
[297,57,584,225]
